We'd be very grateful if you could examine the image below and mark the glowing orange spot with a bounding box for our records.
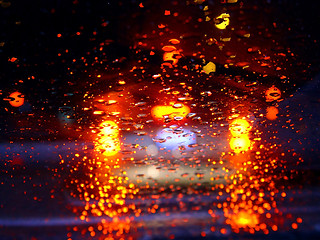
[161,62,173,68]
[164,10,171,15]
[169,39,180,44]
[163,50,180,65]
[57,33,62,38]
[8,91,24,107]
[230,135,251,153]
[232,211,259,228]
[95,120,120,156]
[292,223,298,229]
[158,24,166,28]
[194,0,205,3]
[139,2,144,8]
[93,111,104,115]
[8,57,18,62]
[229,119,252,137]
[99,120,119,137]
[266,106,279,120]
[220,228,227,234]
[162,45,177,52]
[265,86,281,102]
[151,103,190,121]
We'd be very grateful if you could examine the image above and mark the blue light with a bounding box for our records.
[154,127,197,150]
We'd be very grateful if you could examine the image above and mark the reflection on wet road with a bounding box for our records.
[59,84,306,239]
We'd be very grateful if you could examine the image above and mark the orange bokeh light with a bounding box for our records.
[266,106,279,120]
[95,120,120,156]
[229,119,252,137]
[229,135,251,153]
[163,50,181,66]
[151,103,190,121]
[99,120,119,137]
[231,211,259,228]
[265,86,281,102]
[8,91,24,107]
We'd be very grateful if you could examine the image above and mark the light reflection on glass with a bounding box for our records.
[215,116,302,234]
[151,103,190,121]
[5,91,25,107]
[266,106,279,121]
[64,120,141,239]
[229,118,252,153]
[94,120,121,157]
[154,127,196,151]
[229,135,251,153]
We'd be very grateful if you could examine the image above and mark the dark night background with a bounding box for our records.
[1,0,320,101]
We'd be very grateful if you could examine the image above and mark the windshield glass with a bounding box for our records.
[1,0,320,239]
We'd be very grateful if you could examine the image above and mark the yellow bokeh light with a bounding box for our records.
[151,103,190,121]
[215,13,230,30]
[203,61,216,74]
[229,119,252,137]
[229,135,251,153]
[95,120,120,156]
[163,50,181,66]
[97,137,120,156]
[99,120,119,138]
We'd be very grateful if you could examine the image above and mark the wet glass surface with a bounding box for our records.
[1,0,320,239]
